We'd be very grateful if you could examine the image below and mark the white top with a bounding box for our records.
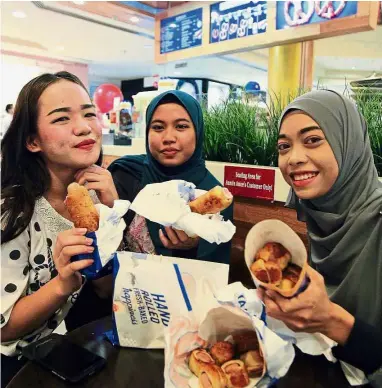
[1,195,98,356]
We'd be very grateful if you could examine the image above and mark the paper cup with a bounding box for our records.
[244,219,308,298]
[188,306,266,387]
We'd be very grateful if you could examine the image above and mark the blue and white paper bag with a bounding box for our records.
[111,252,229,349]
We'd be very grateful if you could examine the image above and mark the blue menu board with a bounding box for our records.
[276,1,358,30]
[160,8,203,54]
[210,1,267,44]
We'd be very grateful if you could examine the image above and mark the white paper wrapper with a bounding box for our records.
[130,180,236,244]
[73,199,130,279]
[215,284,368,387]
[245,219,308,297]
[111,252,229,349]
[339,362,368,386]
[95,200,131,264]
[164,282,296,388]
[214,282,336,358]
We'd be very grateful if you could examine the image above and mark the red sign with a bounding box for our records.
[224,166,275,201]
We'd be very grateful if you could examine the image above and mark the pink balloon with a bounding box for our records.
[93,84,123,113]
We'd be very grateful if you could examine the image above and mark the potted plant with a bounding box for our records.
[203,89,382,177]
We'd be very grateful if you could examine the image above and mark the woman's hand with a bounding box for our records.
[53,228,94,296]
[258,266,332,333]
[258,266,355,345]
[75,165,119,208]
[159,226,199,250]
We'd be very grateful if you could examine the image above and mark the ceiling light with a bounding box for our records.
[174,71,182,76]
[130,16,140,23]
[12,11,27,18]
[351,66,356,70]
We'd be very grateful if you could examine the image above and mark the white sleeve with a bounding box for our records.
[1,226,30,330]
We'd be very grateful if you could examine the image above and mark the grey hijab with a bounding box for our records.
[279,90,382,331]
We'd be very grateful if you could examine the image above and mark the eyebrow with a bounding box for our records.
[278,125,322,140]
[47,104,95,116]
[150,118,191,125]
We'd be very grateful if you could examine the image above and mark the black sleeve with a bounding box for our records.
[172,246,199,259]
[112,169,142,228]
[332,318,382,375]
[112,169,140,202]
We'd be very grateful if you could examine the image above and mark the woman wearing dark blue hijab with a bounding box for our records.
[109,90,233,264]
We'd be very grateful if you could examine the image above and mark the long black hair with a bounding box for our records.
[1,71,102,244]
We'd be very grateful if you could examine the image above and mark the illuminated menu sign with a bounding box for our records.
[210,1,267,44]
[160,8,203,54]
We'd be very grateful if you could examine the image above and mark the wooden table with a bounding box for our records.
[8,316,365,388]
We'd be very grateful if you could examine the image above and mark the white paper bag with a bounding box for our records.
[111,252,229,349]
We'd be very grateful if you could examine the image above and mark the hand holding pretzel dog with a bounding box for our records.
[258,266,355,345]
[158,186,233,250]
[75,164,118,208]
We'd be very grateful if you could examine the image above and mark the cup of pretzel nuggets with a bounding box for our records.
[244,219,308,298]
[188,329,265,388]
[164,301,284,388]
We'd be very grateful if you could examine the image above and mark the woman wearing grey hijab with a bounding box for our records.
[259,90,382,381]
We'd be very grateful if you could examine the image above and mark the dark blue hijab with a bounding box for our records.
[142,90,208,186]
[109,90,232,261]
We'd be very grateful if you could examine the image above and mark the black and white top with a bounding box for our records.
[1,195,97,356]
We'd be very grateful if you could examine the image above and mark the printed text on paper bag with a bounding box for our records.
[121,288,170,326]
[224,166,275,200]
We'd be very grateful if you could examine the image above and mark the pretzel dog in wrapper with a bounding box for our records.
[183,185,233,239]
[65,183,130,280]
[129,181,235,244]
[244,220,308,298]
[65,183,105,279]
[189,186,233,215]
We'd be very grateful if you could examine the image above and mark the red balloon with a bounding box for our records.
[93,84,124,113]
